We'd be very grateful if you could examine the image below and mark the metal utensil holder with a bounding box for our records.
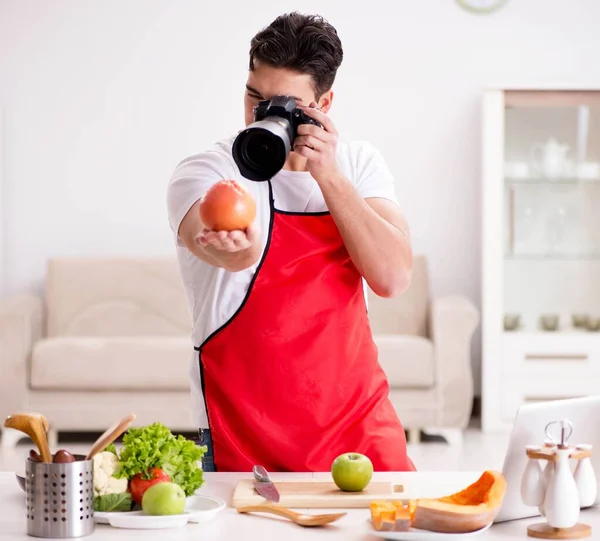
[25,455,95,538]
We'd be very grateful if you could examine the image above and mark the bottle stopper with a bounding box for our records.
[545,419,573,450]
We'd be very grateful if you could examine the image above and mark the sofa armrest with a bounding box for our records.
[375,335,434,388]
[429,295,479,428]
[0,294,44,417]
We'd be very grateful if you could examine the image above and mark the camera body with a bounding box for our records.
[253,95,321,132]
[232,95,322,182]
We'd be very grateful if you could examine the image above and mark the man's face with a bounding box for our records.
[244,61,331,126]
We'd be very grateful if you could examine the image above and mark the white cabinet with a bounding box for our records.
[0,108,5,298]
[481,88,600,431]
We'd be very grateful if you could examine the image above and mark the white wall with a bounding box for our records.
[1,0,600,394]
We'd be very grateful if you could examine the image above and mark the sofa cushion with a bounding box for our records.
[374,335,434,388]
[30,337,192,391]
[45,257,191,338]
[366,255,429,337]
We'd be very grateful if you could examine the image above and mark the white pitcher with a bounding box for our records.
[574,444,597,508]
[530,138,570,179]
[521,445,546,506]
[543,446,580,528]
[538,440,556,516]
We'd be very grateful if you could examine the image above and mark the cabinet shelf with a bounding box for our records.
[482,88,600,432]
[505,177,600,186]
[505,253,600,261]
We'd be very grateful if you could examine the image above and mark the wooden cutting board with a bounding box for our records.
[232,479,405,509]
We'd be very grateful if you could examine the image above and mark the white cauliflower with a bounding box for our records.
[93,451,128,497]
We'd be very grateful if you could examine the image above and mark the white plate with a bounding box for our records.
[94,512,112,525]
[108,510,189,529]
[369,520,492,540]
[94,495,226,527]
[185,495,226,523]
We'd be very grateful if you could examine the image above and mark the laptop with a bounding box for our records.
[494,395,600,523]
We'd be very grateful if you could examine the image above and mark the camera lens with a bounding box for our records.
[245,132,280,169]
[232,118,293,181]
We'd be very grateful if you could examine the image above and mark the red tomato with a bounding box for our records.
[129,468,171,505]
[199,179,256,231]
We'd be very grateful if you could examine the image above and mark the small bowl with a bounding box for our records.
[572,314,590,328]
[504,314,521,331]
[586,319,600,332]
[540,314,560,332]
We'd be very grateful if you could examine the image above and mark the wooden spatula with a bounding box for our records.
[237,504,347,527]
[86,414,136,460]
[4,412,52,462]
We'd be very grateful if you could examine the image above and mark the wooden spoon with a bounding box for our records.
[86,413,136,460]
[4,412,52,463]
[237,504,347,527]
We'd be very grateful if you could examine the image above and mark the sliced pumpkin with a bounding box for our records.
[391,503,411,531]
[370,501,397,531]
[411,470,506,534]
[370,500,412,532]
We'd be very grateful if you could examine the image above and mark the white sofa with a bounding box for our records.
[0,257,195,448]
[0,255,478,447]
[366,256,479,445]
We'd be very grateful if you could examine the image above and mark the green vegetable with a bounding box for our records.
[115,422,207,496]
[161,436,205,494]
[94,492,133,512]
[103,443,118,457]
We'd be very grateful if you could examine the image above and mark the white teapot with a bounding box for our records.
[530,138,570,179]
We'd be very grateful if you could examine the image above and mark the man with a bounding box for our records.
[167,12,414,473]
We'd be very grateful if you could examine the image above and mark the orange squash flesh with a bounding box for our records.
[370,501,411,532]
[411,470,506,534]
[369,471,506,535]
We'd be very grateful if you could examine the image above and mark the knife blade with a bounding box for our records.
[252,465,280,503]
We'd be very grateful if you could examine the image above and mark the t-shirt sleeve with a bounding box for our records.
[166,149,237,245]
[353,142,400,205]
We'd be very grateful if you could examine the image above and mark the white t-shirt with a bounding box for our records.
[167,134,399,428]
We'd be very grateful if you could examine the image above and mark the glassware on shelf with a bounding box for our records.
[540,314,560,332]
[504,313,521,331]
[572,314,590,329]
[530,138,571,179]
[586,318,600,332]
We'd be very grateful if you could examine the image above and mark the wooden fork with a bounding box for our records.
[237,504,347,527]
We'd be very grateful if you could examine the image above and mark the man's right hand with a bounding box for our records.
[196,223,260,253]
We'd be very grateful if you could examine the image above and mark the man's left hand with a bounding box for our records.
[293,102,342,185]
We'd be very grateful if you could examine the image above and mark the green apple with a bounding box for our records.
[331,452,373,492]
[141,482,186,515]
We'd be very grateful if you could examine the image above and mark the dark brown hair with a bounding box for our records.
[249,12,344,99]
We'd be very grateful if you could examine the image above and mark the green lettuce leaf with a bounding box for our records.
[103,443,118,457]
[115,422,207,496]
[94,492,132,512]
[161,435,205,496]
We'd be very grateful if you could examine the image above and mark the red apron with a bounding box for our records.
[196,189,415,472]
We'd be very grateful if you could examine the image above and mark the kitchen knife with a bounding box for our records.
[253,465,280,503]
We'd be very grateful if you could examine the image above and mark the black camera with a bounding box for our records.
[232,95,322,181]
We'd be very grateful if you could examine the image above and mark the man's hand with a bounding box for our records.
[293,105,412,297]
[292,102,342,185]
[196,223,260,253]
[179,199,262,272]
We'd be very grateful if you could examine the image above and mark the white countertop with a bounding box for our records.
[2,471,600,540]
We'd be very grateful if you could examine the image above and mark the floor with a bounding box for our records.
[0,425,512,475]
